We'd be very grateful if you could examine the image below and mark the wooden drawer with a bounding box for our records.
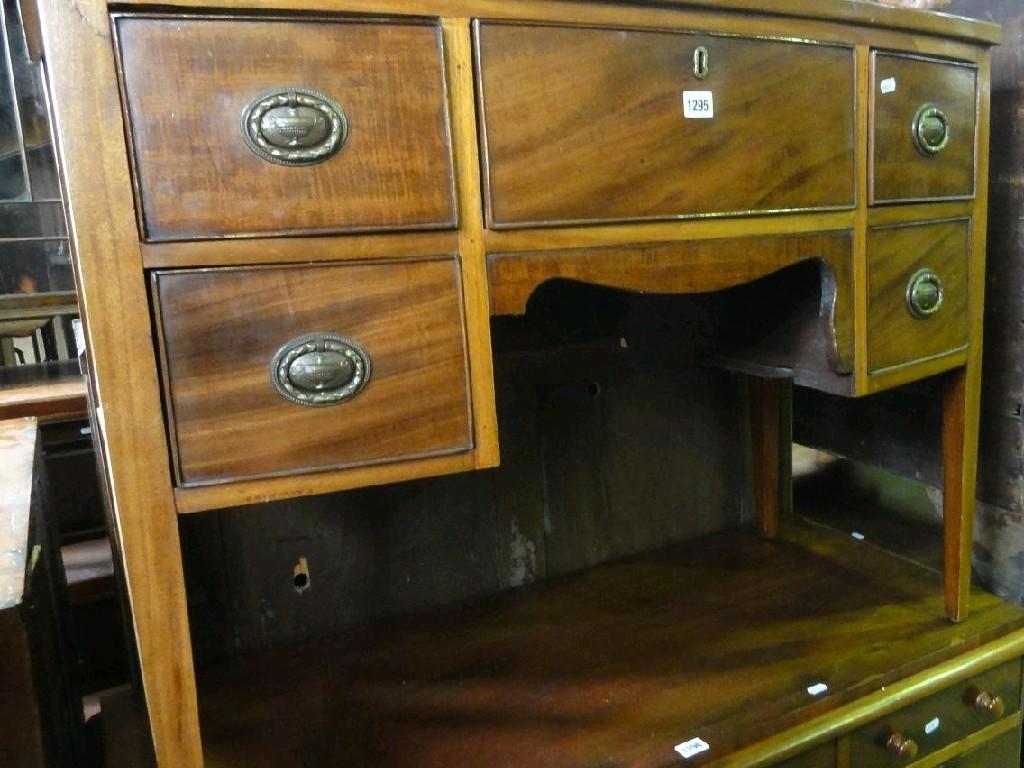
[115,16,455,240]
[867,219,970,375]
[870,53,978,204]
[775,743,835,767]
[152,258,473,485]
[475,23,855,228]
[939,729,1021,766]
[850,658,1021,766]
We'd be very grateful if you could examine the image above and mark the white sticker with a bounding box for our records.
[72,318,86,357]
[925,717,941,735]
[880,77,897,94]
[682,91,714,119]
[675,737,711,760]
[807,682,829,697]
[851,531,866,541]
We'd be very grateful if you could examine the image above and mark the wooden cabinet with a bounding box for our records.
[870,53,978,205]
[152,258,473,485]
[34,1,1008,767]
[475,22,856,227]
[115,16,456,240]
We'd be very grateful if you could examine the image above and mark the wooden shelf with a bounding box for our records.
[184,521,1024,768]
[0,374,87,422]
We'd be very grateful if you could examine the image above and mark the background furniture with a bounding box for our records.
[0,417,82,767]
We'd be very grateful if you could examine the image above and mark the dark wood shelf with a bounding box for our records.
[185,520,1024,768]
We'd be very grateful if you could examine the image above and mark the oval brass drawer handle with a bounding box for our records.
[271,333,371,407]
[906,268,944,319]
[913,103,951,156]
[241,87,348,166]
[886,732,919,760]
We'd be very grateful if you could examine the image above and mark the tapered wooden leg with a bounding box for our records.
[942,365,981,623]
[749,376,792,539]
[35,0,204,761]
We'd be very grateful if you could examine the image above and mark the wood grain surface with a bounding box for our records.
[866,219,969,374]
[32,0,204,761]
[115,16,455,240]
[871,53,978,204]
[101,0,1004,46]
[188,522,1024,768]
[476,22,855,227]
[0,377,87,422]
[488,231,855,376]
[153,258,473,485]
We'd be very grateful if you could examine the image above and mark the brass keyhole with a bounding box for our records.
[693,46,710,80]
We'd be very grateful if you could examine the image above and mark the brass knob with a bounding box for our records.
[906,269,944,319]
[886,732,919,760]
[970,689,1005,719]
[241,87,348,166]
[913,103,951,155]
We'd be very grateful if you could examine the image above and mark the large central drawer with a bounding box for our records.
[475,22,856,228]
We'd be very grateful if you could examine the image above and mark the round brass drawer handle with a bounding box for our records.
[271,332,371,407]
[906,268,944,320]
[886,732,919,760]
[971,689,1005,719]
[913,103,951,156]
[241,87,348,166]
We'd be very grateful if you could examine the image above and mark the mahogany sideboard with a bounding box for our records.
[24,0,1024,765]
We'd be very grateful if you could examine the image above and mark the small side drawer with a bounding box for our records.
[115,15,455,240]
[152,258,473,485]
[870,53,978,204]
[850,658,1021,767]
[866,219,969,375]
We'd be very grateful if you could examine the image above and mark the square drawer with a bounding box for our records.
[115,16,455,240]
[870,53,978,204]
[867,219,970,375]
[849,658,1021,766]
[152,258,473,485]
[475,23,855,227]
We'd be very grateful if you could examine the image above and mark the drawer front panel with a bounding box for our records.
[153,259,473,485]
[116,16,456,240]
[871,53,977,204]
[942,729,1021,766]
[850,658,1021,767]
[867,220,969,374]
[475,23,855,228]
[776,743,835,767]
